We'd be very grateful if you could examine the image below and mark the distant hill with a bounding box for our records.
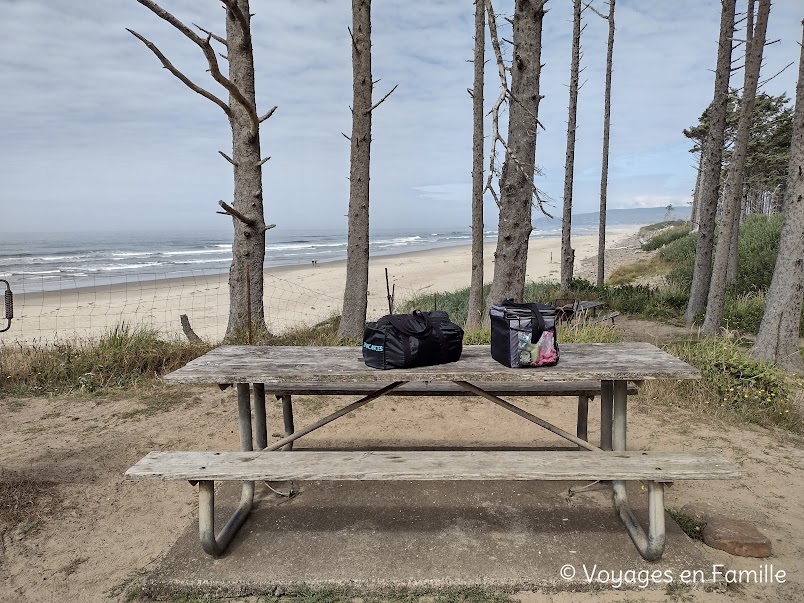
[533,206,691,232]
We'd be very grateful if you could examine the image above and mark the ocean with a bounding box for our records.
[0,223,602,293]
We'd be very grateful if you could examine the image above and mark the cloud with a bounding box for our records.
[0,0,800,232]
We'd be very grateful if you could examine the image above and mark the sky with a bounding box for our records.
[0,0,801,234]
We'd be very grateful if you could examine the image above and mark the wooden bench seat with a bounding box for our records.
[126,449,739,561]
[127,450,740,482]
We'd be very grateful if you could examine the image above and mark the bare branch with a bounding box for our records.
[219,52,228,61]
[347,26,358,52]
[218,150,236,165]
[342,132,352,141]
[257,156,271,167]
[582,1,607,20]
[193,23,227,47]
[126,29,231,116]
[483,0,509,203]
[218,200,255,226]
[758,61,794,87]
[261,223,277,233]
[367,84,398,114]
[259,106,277,123]
[135,0,258,134]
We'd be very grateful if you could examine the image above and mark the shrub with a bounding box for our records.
[641,224,691,251]
[638,220,687,237]
[732,214,782,295]
[660,232,698,291]
[0,324,211,396]
[658,337,802,432]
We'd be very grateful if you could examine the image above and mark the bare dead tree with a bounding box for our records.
[128,0,275,342]
[749,20,804,371]
[683,0,737,326]
[466,0,486,331]
[560,0,583,291]
[337,0,397,338]
[701,0,770,335]
[727,0,755,287]
[485,0,549,308]
[595,0,615,288]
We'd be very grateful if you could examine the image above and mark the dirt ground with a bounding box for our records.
[2,332,804,603]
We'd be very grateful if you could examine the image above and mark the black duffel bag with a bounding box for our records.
[363,310,464,369]
[490,299,560,368]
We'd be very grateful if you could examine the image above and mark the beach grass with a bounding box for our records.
[0,323,212,397]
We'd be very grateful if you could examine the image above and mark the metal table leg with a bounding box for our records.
[253,383,267,450]
[611,379,667,561]
[197,382,255,557]
[600,380,613,450]
[576,395,589,446]
[281,394,295,451]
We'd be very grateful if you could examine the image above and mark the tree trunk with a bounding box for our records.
[224,0,268,341]
[338,0,373,338]
[683,0,736,326]
[561,0,582,292]
[725,194,742,284]
[487,0,547,306]
[466,0,486,331]
[128,0,271,343]
[701,0,769,335]
[596,0,615,288]
[749,23,804,371]
[690,153,703,232]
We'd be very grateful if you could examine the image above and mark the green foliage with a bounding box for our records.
[660,232,698,290]
[684,91,792,208]
[640,224,690,251]
[638,220,687,237]
[266,315,361,347]
[0,324,211,396]
[667,509,706,541]
[665,337,801,431]
[722,292,766,333]
[659,214,783,299]
[732,214,782,295]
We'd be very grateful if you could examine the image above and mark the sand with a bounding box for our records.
[2,377,804,602]
[6,229,637,343]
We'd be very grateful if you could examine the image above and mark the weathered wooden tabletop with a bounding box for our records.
[164,343,700,385]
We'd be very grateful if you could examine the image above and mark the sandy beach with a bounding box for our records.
[7,228,638,343]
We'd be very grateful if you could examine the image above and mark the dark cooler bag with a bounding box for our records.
[363,310,464,369]
[490,299,560,368]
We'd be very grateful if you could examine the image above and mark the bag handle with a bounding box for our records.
[388,310,433,338]
[499,298,546,335]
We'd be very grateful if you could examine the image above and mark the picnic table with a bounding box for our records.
[126,343,739,561]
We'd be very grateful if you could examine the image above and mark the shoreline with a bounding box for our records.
[7,227,640,342]
[15,228,637,300]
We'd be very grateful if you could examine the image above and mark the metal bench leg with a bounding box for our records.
[576,395,589,446]
[198,479,255,557]
[281,394,295,451]
[613,480,666,561]
[197,382,256,556]
[254,383,267,450]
